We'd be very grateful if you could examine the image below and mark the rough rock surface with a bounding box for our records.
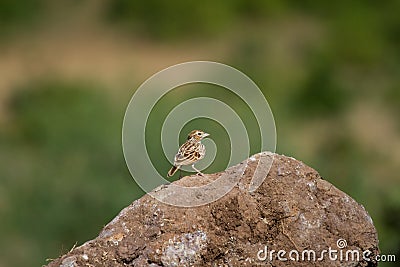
[46,152,379,266]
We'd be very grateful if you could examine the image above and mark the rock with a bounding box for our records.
[45,152,379,266]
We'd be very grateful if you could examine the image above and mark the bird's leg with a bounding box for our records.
[192,164,204,176]
[179,169,182,178]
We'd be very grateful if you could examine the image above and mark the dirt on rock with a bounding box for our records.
[46,152,379,266]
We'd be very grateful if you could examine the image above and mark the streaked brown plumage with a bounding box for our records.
[167,130,210,177]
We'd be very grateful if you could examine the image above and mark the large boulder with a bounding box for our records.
[46,152,379,266]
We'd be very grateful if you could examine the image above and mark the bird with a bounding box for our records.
[167,129,210,177]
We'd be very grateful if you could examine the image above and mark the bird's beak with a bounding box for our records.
[204,133,210,138]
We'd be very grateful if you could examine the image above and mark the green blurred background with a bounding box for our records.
[0,1,399,266]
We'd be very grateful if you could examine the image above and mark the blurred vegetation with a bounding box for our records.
[0,0,45,37]
[0,0,399,266]
[0,81,143,266]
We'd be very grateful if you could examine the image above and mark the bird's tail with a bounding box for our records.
[167,166,179,177]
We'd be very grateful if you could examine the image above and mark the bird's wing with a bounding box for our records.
[174,142,199,165]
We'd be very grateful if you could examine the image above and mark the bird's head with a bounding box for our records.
[187,130,210,141]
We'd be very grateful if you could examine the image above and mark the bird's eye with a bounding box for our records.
[197,132,202,135]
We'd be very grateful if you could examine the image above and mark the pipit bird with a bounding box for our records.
[167,130,210,177]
